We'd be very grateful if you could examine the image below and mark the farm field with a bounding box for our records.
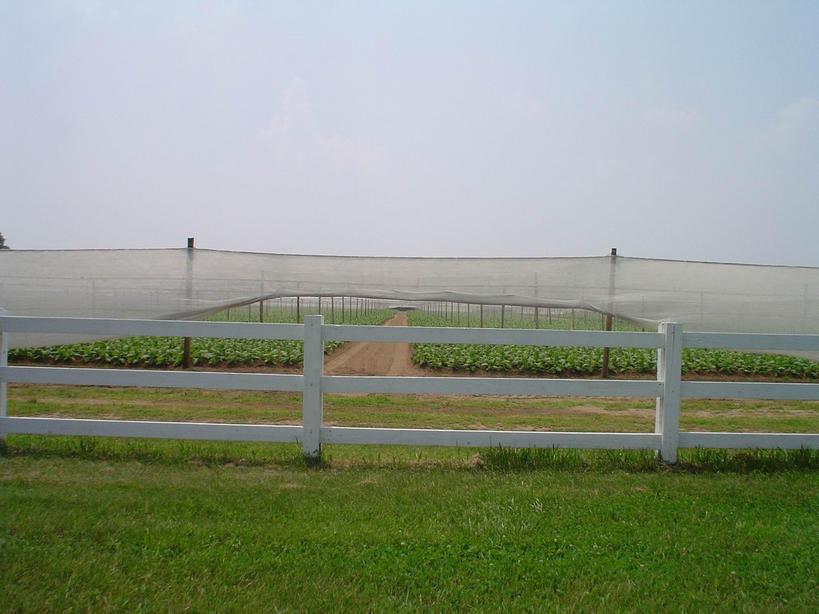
[1,433,817,612]
[8,308,393,369]
[408,311,819,379]
[10,305,819,380]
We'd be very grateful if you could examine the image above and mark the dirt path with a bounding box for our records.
[325,312,425,376]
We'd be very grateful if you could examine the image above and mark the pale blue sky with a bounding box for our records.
[2,1,818,264]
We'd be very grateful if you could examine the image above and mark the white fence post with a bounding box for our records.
[0,328,7,446]
[302,314,324,461]
[656,321,683,462]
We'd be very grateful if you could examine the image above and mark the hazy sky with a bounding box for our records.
[2,1,818,264]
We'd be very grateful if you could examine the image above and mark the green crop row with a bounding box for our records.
[9,309,394,368]
[408,311,819,379]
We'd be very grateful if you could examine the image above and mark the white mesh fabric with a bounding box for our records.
[1,248,817,348]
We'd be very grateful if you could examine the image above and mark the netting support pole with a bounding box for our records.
[601,314,613,378]
[302,315,324,462]
[480,304,484,328]
[601,247,616,379]
[259,272,265,323]
[501,305,505,328]
[183,237,194,369]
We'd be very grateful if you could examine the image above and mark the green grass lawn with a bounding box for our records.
[9,384,819,434]
[2,385,818,612]
[2,447,817,612]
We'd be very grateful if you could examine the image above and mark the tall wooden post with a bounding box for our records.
[601,248,617,379]
[259,272,265,323]
[480,304,484,328]
[296,297,301,323]
[182,237,194,369]
[501,305,505,328]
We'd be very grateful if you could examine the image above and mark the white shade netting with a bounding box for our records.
[0,249,817,349]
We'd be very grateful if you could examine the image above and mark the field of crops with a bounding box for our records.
[9,308,393,369]
[408,311,819,379]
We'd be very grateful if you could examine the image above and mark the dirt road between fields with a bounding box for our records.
[325,312,426,376]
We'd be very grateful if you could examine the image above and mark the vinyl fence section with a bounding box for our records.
[1,315,817,463]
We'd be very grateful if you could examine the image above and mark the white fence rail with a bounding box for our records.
[1,315,817,463]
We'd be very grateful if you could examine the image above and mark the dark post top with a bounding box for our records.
[187,237,195,249]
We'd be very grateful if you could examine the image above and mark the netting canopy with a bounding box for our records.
[1,248,818,348]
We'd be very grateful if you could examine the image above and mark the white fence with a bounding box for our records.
[0,315,817,463]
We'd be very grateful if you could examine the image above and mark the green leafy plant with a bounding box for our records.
[9,309,394,368]
[408,311,819,378]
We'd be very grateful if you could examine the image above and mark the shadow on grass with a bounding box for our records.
[478,445,818,473]
[2,435,816,474]
[1,435,318,470]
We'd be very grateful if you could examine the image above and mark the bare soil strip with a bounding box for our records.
[325,312,425,376]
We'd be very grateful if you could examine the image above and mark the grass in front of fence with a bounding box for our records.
[4,434,818,473]
[8,384,819,434]
[1,446,817,612]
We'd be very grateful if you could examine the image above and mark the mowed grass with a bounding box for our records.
[2,446,818,612]
[8,384,819,434]
[2,385,818,612]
